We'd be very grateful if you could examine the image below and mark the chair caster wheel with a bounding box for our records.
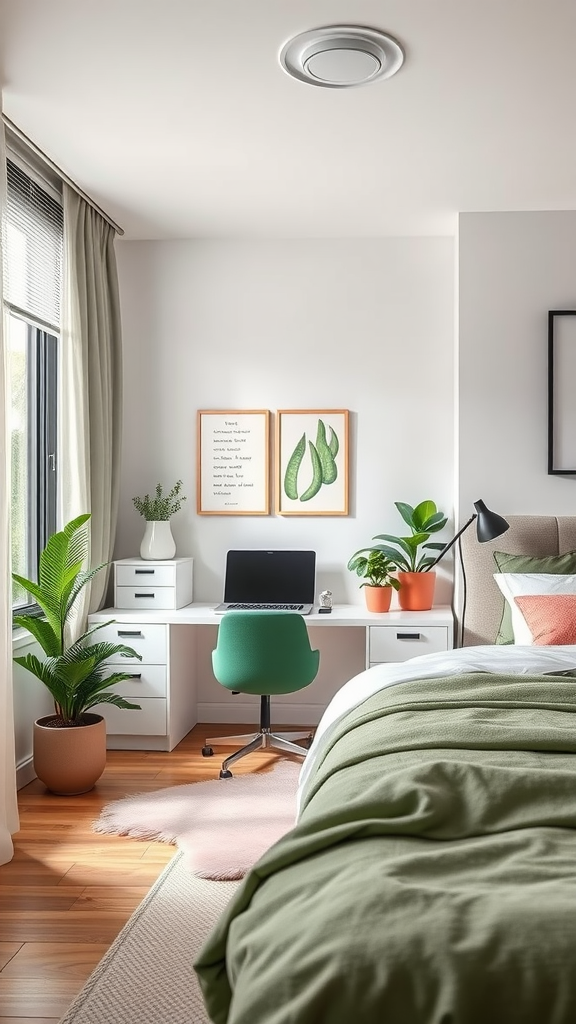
[202,746,213,757]
[219,769,233,779]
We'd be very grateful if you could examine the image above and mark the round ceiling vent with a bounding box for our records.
[279,25,404,89]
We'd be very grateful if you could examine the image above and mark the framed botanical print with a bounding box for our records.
[276,409,349,515]
[197,409,270,514]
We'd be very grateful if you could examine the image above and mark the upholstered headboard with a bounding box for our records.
[459,515,576,646]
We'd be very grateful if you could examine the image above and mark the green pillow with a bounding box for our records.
[493,550,576,644]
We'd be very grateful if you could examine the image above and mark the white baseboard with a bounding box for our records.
[16,757,36,790]
[196,702,323,726]
[106,736,170,751]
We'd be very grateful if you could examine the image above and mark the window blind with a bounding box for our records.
[4,159,63,331]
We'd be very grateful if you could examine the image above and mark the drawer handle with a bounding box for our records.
[396,632,421,640]
[117,630,143,637]
[135,592,154,598]
[127,673,142,679]
[134,569,155,575]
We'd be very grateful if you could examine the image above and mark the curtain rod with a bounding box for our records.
[2,114,124,236]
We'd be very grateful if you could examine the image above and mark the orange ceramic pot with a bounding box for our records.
[397,571,436,611]
[364,585,393,613]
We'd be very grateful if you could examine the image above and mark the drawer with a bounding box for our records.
[95,697,167,736]
[368,624,449,663]
[109,664,166,699]
[114,587,178,611]
[114,558,193,609]
[116,563,176,587]
[91,621,167,664]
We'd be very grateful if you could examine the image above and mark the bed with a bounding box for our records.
[194,515,576,1024]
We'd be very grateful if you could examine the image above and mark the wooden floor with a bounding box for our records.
[0,723,292,1024]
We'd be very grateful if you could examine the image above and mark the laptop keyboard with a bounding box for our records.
[227,603,304,611]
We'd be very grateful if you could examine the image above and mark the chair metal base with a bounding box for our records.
[203,693,314,776]
[204,728,313,774]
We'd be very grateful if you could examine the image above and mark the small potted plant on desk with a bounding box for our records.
[12,513,142,795]
[347,548,400,613]
[370,500,447,611]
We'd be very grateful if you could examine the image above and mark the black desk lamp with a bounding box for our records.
[426,499,509,647]
[426,499,510,571]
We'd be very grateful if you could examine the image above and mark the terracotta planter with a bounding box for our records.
[397,571,436,611]
[364,585,393,613]
[33,713,106,795]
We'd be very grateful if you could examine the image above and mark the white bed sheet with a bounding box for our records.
[297,644,576,813]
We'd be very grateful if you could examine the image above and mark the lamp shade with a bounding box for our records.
[473,500,510,543]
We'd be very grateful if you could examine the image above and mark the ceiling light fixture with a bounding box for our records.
[279,25,404,89]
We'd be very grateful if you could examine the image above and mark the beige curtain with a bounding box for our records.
[60,186,123,615]
[0,116,20,863]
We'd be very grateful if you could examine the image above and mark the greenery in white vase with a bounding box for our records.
[132,480,187,522]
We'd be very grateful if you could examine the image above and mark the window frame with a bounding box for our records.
[29,324,58,579]
[10,314,59,619]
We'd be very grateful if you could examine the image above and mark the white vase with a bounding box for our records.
[140,521,176,560]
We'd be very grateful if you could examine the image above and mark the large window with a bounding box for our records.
[4,156,63,612]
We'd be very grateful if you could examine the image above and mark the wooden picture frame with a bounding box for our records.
[276,409,349,516]
[548,310,576,474]
[197,410,270,514]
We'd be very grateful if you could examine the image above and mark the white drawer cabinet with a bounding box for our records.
[94,621,167,664]
[102,698,168,736]
[113,664,167,700]
[114,557,193,610]
[89,614,197,751]
[366,610,453,669]
[114,587,187,611]
[368,624,450,665]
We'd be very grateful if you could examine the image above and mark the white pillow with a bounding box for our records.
[493,572,576,645]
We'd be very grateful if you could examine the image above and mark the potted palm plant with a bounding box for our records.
[347,548,400,612]
[132,479,187,560]
[12,513,142,795]
[368,500,448,610]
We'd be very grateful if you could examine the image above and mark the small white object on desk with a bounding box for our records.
[114,557,193,610]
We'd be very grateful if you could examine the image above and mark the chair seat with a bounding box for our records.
[207,611,320,776]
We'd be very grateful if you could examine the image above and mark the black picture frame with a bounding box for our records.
[548,310,576,475]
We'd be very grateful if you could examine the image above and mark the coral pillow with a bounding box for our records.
[513,594,576,645]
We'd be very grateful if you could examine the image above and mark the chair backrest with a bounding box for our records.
[212,611,320,695]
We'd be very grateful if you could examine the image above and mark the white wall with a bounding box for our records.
[458,212,576,519]
[114,239,455,706]
[13,635,53,786]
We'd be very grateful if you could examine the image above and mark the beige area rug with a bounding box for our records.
[58,851,238,1024]
[93,759,300,879]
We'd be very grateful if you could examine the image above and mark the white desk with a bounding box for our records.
[88,604,454,751]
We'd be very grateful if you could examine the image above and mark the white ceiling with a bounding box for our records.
[1,0,576,240]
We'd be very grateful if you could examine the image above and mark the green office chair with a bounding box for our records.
[202,611,320,778]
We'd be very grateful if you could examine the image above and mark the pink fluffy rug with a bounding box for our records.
[93,760,300,880]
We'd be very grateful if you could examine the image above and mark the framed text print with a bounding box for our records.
[197,410,270,514]
[276,409,349,516]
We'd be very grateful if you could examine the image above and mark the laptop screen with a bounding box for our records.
[223,550,316,605]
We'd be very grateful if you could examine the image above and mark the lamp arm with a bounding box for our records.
[426,514,477,570]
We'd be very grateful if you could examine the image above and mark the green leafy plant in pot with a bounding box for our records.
[369,500,448,611]
[12,513,142,795]
[347,548,400,613]
[132,479,187,560]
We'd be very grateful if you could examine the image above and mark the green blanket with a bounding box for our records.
[194,672,576,1024]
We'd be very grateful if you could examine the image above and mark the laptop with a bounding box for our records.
[214,549,316,615]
